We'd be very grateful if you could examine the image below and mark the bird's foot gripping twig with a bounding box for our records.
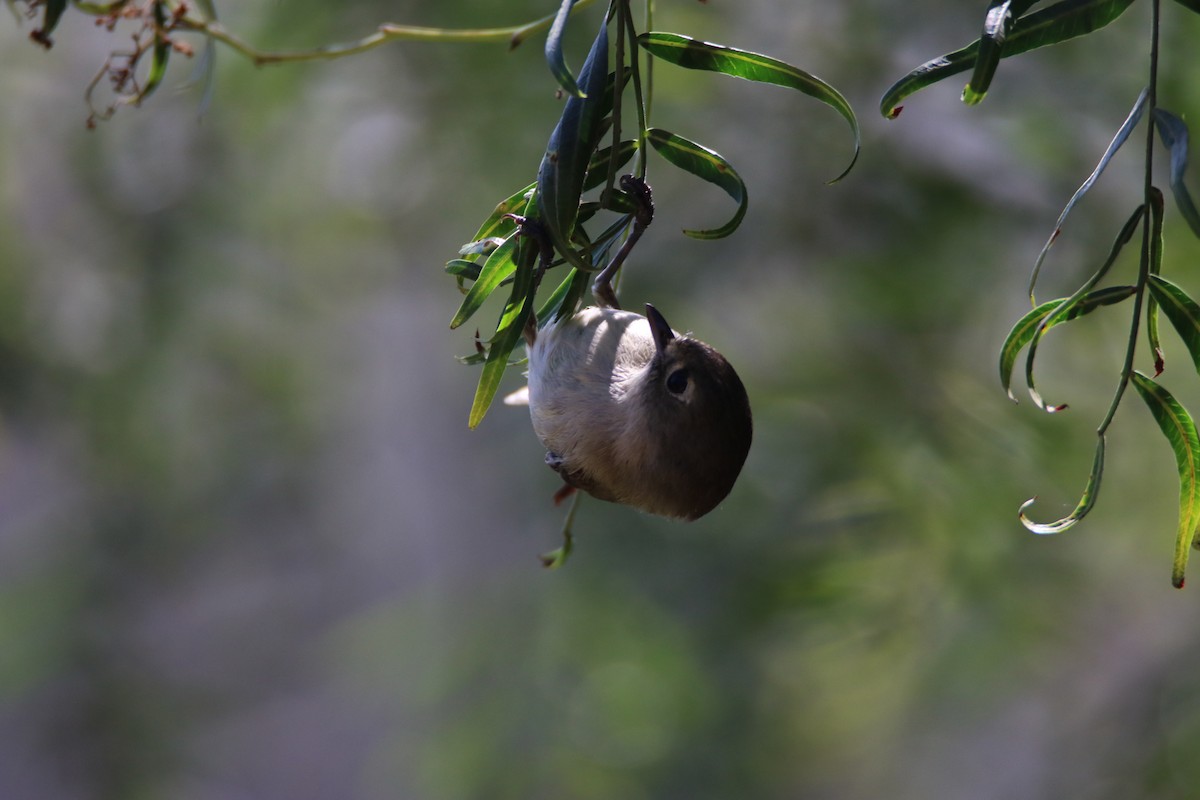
[592,175,654,309]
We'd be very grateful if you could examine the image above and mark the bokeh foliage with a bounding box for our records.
[1,2,1200,799]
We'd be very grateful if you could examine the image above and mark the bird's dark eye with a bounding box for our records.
[666,368,690,394]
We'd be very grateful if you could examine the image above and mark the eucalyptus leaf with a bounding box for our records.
[638,32,859,182]
[647,128,747,239]
[1147,187,1166,375]
[537,267,589,324]
[1019,434,1105,534]
[583,139,639,192]
[1028,88,1147,302]
[964,1,1060,103]
[1153,108,1200,239]
[537,17,610,270]
[1130,371,1200,588]
[1148,275,1200,375]
[1024,205,1143,411]
[881,0,1138,119]
[545,0,585,98]
[999,285,1136,401]
[450,234,519,329]
[963,1,1018,105]
[470,183,536,245]
[469,235,538,428]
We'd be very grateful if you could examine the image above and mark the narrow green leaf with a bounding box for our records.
[469,234,538,428]
[964,1,1049,103]
[537,266,589,324]
[140,1,172,102]
[469,183,536,245]
[29,0,66,47]
[1148,275,1200,374]
[1130,371,1200,588]
[1019,433,1105,533]
[1029,88,1147,302]
[450,234,519,329]
[639,32,859,182]
[1147,187,1166,375]
[445,259,483,282]
[1153,108,1200,239]
[1024,205,1143,410]
[646,128,747,239]
[999,285,1136,400]
[583,139,638,192]
[545,0,585,98]
[881,0,1138,119]
[963,1,1016,105]
[537,17,610,269]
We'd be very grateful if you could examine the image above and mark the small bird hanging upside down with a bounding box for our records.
[509,175,752,521]
[525,302,752,520]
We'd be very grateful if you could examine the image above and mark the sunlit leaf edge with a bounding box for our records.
[999,285,1136,401]
[1148,274,1200,374]
[1019,433,1105,534]
[881,0,1139,118]
[1130,371,1200,588]
[646,127,747,239]
[1028,87,1147,302]
[638,32,859,182]
[1023,204,1144,411]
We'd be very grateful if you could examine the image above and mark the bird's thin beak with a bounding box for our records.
[645,303,675,355]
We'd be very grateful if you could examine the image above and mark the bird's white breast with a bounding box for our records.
[527,306,655,463]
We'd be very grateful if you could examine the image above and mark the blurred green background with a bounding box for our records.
[3,2,1200,798]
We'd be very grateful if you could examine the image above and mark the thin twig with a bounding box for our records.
[169,0,601,66]
[1097,0,1160,437]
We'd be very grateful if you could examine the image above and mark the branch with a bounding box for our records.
[172,0,601,67]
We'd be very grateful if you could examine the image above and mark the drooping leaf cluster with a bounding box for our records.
[885,0,1200,587]
[447,1,860,428]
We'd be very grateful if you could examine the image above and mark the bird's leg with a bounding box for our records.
[505,213,554,344]
[592,175,654,309]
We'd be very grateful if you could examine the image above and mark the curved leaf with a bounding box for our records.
[1153,108,1200,239]
[139,1,173,103]
[1147,187,1166,374]
[1024,205,1144,410]
[646,128,747,240]
[583,139,638,192]
[1148,275,1200,374]
[1019,434,1105,534]
[965,1,1017,105]
[1131,371,1200,588]
[1170,0,1200,15]
[537,17,610,269]
[469,233,539,428]
[881,0,1138,119]
[470,183,536,244]
[999,285,1136,401]
[638,32,859,182]
[545,0,585,98]
[537,267,589,324]
[1029,88,1147,302]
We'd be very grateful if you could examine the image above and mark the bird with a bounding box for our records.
[525,302,752,520]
